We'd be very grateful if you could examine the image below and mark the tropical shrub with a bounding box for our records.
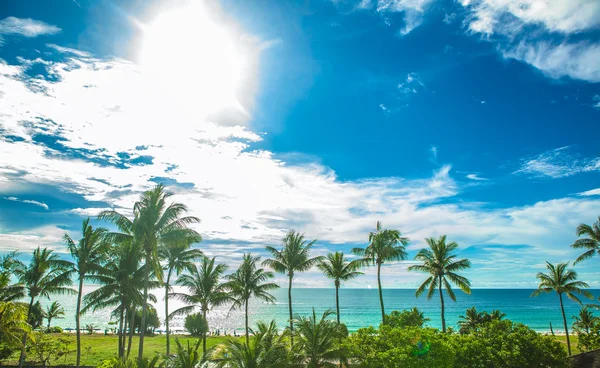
[47,326,63,333]
[344,325,455,368]
[134,306,160,334]
[454,320,568,368]
[384,308,430,328]
[577,320,600,352]
[184,313,208,337]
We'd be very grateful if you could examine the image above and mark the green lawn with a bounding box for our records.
[4,334,242,367]
[552,334,581,355]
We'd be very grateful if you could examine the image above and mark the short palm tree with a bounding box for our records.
[352,221,409,323]
[44,301,65,332]
[317,252,362,324]
[293,309,348,368]
[99,184,201,360]
[0,251,25,302]
[64,218,109,366]
[0,302,31,346]
[212,320,289,368]
[158,240,203,355]
[228,254,279,344]
[458,306,483,334]
[573,307,597,334]
[14,247,75,367]
[170,256,228,355]
[408,235,471,333]
[263,231,322,344]
[572,217,600,265]
[531,262,593,355]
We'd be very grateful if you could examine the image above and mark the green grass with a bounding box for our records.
[4,334,242,367]
[552,334,581,355]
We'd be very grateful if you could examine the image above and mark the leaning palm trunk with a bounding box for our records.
[439,275,446,332]
[244,298,250,345]
[335,283,340,325]
[118,307,125,358]
[203,309,208,356]
[18,297,35,368]
[76,278,84,366]
[559,293,571,355]
[165,275,171,355]
[138,256,150,361]
[377,263,385,323]
[128,306,135,357]
[288,275,294,345]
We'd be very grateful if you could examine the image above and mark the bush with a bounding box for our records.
[384,308,430,328]
[47,326,63,333]
[134,306,160,334]
[344,325,455,368]
[184,313,208,337]
[454,320,568,368]
[577,321,600,352]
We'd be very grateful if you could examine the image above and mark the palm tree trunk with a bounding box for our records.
[138,255,150,361]
[76,277,84,367]
[335,284,340,325]
[127,306,135,357]
[288,274,294,345]
[439,275,446,333]
[165,270,172,355]
[47,318,51,333]
[118,307,125,358]
[559,293,571,355]
[18,296,35,368]
[245,298,250,345]
[377,262,385,323]
[202,309,208,356]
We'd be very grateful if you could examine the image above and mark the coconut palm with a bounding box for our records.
[43,301,65,332]
[572,217,600,265]
[458,306,484,334]
[532,262,593,355]
[227,254,279,344]
[573,307,597,334]
[99,184,200,360]
[0,302,31,346]
[158,240,203,355]
[352,222,409,323]
[293,309,348,368]
[169,256,228,355]
[14,247,75,367]
[63,218,109,366]
[0,251,25,302]
[408,235,471,333]
[317,252,363,324]
[263,231,322,344]
[212,320,289,368]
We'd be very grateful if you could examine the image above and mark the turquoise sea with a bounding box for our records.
[38,287,600,334]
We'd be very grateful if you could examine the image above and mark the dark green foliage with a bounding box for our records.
[454,320,568,368]
[134,306,160,334]
[383,308,430,328]
[184,313,208,337]
[458,306,505,334]
[28,301,45,330]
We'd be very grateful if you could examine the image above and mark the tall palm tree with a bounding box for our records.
[407,235,471,333]
[44,301,65,332]
[293,309,348,368]
[0,302,31,347]
[169,256,228,355]
[572,217,600,265]
[0,251,25,302]
[63,218,108,366]
[263,231,322,344]
[532,262,593,355]
[317,252,363,324]
[352,221,409,323]
[158,239,202,355]
[573,307,597,334]
[227,254,279,344]
[14,247,75,368]
[99,184,200,361]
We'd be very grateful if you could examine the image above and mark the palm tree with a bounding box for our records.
[0,251,25,302]
[317,252,363,324]
[227,254,279,344]
[263,231,322,343]
[212,320,289,368]
[14,247,75,368]
[158,240,202,355]
[64,218,108,366]
[99,184,200,361]
[408,235,471,333]
[169,256,228,355]
[573,307,597,334]
[293,309,348,368]
[532,262,593,355]
[0,302,31,346]
[572,217,600,265]
[352,221,409,323]
[458,306,484,334]
[44,301,65,332]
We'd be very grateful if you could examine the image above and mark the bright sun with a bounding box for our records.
[139,2,245,115]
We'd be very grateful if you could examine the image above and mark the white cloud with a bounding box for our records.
[514,146,600,178]
[0,17,60,44]
[430,145,438,159]
[578,188,600,196]
[466,173,488,181]
[46,43,92,58]
[0,225,65,252]
[376,0,435,35]
[593,95,600,109]
[3,196,49,210]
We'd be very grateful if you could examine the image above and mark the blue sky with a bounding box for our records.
[0,0,599,289]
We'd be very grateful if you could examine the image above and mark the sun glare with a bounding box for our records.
[139,2,245,116]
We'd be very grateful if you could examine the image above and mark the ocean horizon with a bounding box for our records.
[32,287,600,334]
